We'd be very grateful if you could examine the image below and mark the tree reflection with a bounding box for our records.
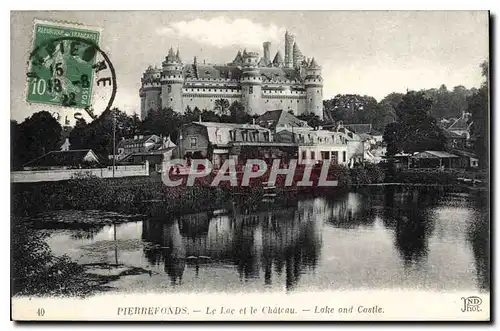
[383,187,437,268]
[467,198,490,292]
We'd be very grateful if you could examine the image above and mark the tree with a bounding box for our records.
[228,101,251,124]
[68,118,89,150]
[323,94,378,125]
[383,91,446,156]
[214,98,230,116]
[297,112,324,128]
[467,61,489,168]
[15,111,62,166]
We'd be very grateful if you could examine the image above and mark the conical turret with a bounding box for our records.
[293,42,304,68]
[272,51,284,67]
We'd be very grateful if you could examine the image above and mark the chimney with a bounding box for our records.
[199,115,202,123]
[252,118,256,125]
[263,41,271,66]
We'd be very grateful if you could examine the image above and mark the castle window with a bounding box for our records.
[249,86,253,94]
[280,100,283,103]
[170,97,173,102]
[190,98,193,101]
[167,85,172,93]
[297,100,299,103]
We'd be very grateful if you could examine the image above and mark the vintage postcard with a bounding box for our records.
[10,11,490,321]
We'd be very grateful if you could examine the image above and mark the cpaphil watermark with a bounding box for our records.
[161,158,339,187]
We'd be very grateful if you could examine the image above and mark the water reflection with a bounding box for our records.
[35,187,490,293]
[142,201,323,290]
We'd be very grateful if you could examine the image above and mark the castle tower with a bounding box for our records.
[263,41,271,66]
[284,31,295,68]
[161,47,184,112]
[293,42,304,69]
[240,51,262,115]
[139,65,162,120]
[304,58,323,119]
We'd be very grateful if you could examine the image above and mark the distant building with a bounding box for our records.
[22,149,101,170]
[139,31,324,119]
[117,134,162,160]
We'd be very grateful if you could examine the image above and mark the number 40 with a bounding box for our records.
[37,308,45,316]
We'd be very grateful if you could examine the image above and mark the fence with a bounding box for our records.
[11,162,149,183]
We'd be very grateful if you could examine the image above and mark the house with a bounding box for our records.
[116,134,162,160]
[444,130,468,150]
[447,112,472,139]
[448,149,479,168]
[335,124,365,166]
[410,151,460,169]
[256,109,310,132]
[119,136,177,173]
[179,121,294,168]
[22,149,101,170]
[274,127,349,166]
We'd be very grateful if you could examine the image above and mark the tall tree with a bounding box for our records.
[16,111,62,166]
[384,91,446,155]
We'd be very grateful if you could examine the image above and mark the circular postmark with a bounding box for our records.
[27,35,117,121]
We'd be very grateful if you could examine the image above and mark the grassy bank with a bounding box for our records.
[11,165,351,217]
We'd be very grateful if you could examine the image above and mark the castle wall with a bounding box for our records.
[182,90,242,112]
[140,96,146,120]
[144,89,161,114]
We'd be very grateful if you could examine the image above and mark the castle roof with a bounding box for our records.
[231,51,243,65]
[309,57,320,68]
[260,67,300,82]
[272,51,284,67]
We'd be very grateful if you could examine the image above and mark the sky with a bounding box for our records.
[10,11,489,124]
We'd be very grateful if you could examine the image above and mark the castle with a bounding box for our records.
[139,31,324,120]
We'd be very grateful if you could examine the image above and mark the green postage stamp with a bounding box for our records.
[27,20,101,109]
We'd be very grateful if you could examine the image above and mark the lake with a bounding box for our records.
[30,186,489,294]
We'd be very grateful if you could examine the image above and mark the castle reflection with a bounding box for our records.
[140,192,395,289]
[142,197,335,289]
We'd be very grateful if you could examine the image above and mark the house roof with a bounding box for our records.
[190,122,268,130]
[23,149,100,168]
[117,135,159,148]
[411,151,459,159]
[443,130,467,138]
[448,113,472,131]
[344,124,373,134]
[256,110,310,130]
[120,147,177,161]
